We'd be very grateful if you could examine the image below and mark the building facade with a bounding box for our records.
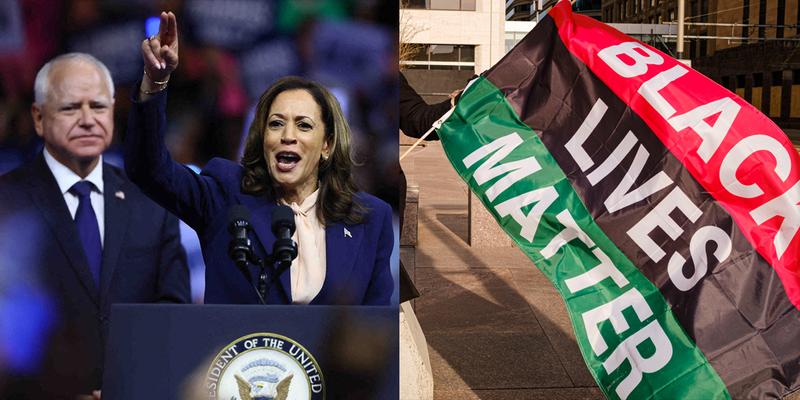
[507,0,602,21]
[602,0,800,137]
[507,0,536,21]
[400,0,505,102]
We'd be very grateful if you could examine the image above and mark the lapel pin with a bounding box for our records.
[344,227,352,238]
[115,190,125,200]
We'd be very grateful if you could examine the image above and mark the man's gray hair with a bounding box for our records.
[33,53,115,105]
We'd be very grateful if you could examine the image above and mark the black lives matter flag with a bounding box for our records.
[436,1,800,399]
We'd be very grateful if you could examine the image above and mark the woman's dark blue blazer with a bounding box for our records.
[125,90,394,305]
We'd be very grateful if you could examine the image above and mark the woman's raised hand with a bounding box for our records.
[140,11,178,93]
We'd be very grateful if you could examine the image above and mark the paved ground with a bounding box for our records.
[401,141,603,400]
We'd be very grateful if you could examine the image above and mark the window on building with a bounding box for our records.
[513,4,530,15]
[574,0,601,12]
[742,0,750,39]
[402,0,476,11]
[753,73,763,87]
[401,44,476,70]
[461,45,475,61]
[797,1,800,41]
[505,32,529,53]
[700,0,708,22]
[505,32,514,52]
[430,0,459,10]
[736,75,746,89]
[773,71,783,86]
[721,76,730,89]
[430,45,458,62]
[792,71,800,119]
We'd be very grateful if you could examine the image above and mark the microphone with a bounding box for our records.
[227,205,254,270]
[271,205,298,271]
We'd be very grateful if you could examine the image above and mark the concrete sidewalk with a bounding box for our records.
[401,141,602,400]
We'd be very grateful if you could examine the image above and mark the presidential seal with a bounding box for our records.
[206,333,325,400]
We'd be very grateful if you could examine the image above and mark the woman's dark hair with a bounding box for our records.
[241,76,366,224]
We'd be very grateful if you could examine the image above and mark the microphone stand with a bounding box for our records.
[230,248,268,305]
[258,263,268,304]
[257,246,295,304]
[228,204,297,304]
[232,250,294,305]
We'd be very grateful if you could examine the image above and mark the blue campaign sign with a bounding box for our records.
[0,1,24,53]
[185,0,276,49]
[239,39,300,100]
[67,21,144,85]
[309,21,392,91]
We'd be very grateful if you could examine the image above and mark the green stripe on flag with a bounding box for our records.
[437,77,729,400]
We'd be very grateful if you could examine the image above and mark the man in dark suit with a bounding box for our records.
[0,53,190,399]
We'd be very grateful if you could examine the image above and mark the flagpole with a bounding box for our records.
[399,107,455,162]
[677,0,685,59]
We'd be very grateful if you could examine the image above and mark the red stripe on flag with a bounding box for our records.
[547,0,800,307]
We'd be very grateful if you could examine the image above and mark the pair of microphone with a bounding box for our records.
[227,205,297,301]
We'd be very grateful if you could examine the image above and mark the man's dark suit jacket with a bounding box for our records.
[0,154,190,398]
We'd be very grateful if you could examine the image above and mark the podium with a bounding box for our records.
[102,304,398,399]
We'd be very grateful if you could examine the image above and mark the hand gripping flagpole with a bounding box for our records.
[399,77,477,162]
[399,106,456,162]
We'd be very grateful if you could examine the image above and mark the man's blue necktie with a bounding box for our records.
[70,181,102,288]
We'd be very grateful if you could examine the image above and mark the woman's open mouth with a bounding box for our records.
[275,151,301,173]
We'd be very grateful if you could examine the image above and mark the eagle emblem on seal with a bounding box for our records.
[233,358,293,400]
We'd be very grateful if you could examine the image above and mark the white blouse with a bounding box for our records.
[282,189,326,304]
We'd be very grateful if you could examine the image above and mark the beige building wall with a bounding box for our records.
[791,86,800,118]
[750,0,760,35]
[709,0,792,53]
[400,0,505,73]
[709,0,738,53]
[765,0,778,38]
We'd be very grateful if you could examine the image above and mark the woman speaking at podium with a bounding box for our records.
[125,12,393,305]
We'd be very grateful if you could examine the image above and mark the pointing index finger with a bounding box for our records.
[166,12,177,43]
[157,11,168,40]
